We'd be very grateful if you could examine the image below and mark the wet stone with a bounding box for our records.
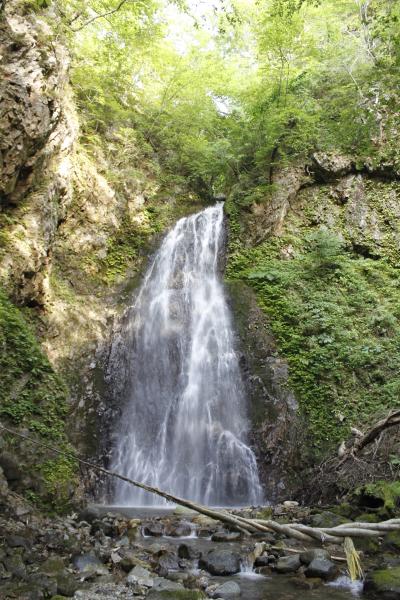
[305,558,338,580]
[254,554,270,567]
[210,580,241,598]
[211,532,241,543]
[300,548,331,565]
[275,554,301,574]
[153,576,185,591]
[199,549,241,576]
[166,523,192,537]
[126,565,154,587]
[143,522,164,537]
[364,566,400,599]
[72,553,108,575]
[4,553,27,579]
[178,543,201,560]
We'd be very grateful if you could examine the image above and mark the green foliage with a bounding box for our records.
[357,481,400,512]
[0,287,78,510]
[227,227,400,455]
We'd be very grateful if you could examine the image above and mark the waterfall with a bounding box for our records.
[110,203,263,506]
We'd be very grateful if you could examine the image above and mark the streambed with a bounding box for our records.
[96,505,363,600]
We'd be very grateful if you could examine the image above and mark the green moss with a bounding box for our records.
[358,481,400,512]
[372,566,400,587]
[0,287,78,511]
[226,209,400,457]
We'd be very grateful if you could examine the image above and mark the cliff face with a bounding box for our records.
[227,153,400,501]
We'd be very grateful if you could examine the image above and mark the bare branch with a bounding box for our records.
[71,0,131,32]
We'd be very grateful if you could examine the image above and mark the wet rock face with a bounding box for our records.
[0,2,70,205]
[227,280,304,502]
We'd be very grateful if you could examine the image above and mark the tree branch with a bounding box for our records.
[71,0,130,32]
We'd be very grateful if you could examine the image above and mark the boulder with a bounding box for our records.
[275,554,301,574]
[72,553,108,576]
[4,554,27,579]
[300,548,331,565]
[153,576,185,591]
[305,558,338,580]
[178,543,201,560]
[56,570,79,597]
[39,556,66,577]
[166,523,193,537]
[156,551,180,574]
[211,531,241,543]
[364,566,400,599]
[143,522,165,537]
[126,565,154,587]
[199,549,241,576]
[90,520,113,537]
[254,554,270,567]
[78,506,102,524]
[309,511,349,528]
[211,580,241,598]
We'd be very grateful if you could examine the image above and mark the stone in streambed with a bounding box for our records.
[126,565,154,587]
[211,531,241,543]
[178,543,201,560]
[72,553,108,576]
[199,549,241,576]
[143,522,165,537]
[290,576,323,590]
[300,548,330,565]
[254,554,270,567]
[153,576,185,591]
[166,522,192,537]
[211,581,241,598]
[56,571,79,597]
[275,554,301,574]
[4,554,27,579]
[78,506,101,524]
[305,558,338,580]
[309,511,349,528]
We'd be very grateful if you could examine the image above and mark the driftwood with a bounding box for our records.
[1,423,400,553]
[340,409,400,464]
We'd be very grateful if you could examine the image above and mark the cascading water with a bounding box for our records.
[110,203,263,506]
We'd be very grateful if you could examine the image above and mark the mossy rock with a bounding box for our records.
[354,481,400,517]
[309,511,349,528]
[355,536,380,555]
[256,507,273,520]
[326,503,354,519]
[356,513,380,523]
[364,566,400,599]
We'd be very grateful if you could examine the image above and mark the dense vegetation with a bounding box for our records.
[50,0,400,199]
[0,290,77,510]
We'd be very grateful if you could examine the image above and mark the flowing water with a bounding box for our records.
[110,203,263,506]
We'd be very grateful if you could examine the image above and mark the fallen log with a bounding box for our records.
[1,423,399,553]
